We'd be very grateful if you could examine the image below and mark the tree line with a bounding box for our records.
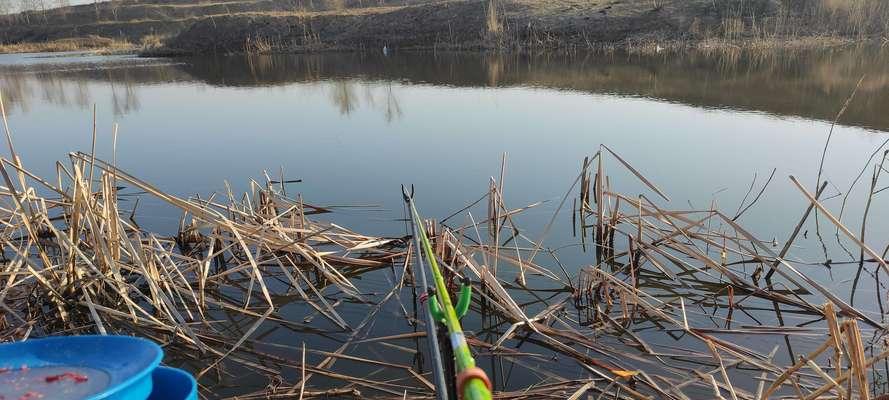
[0,0,72,15]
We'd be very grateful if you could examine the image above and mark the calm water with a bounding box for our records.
[2,47,889,397]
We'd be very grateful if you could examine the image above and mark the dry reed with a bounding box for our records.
[1,104,888,399]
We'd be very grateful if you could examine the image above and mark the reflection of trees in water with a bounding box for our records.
[181,48,889,129]
[382,82,402,123]
[4,47,889,130]
[503,45,889,131]
[0,73,34,114]
[74,80,90,109]
[109,78,140,116]
[230,55,406,121]
[0,57,409,123]
[0,61,192,116]
[330,80,356,115]
[486,54,503,87]
[0,71,141,116]
[328,79,402,122]
[39,76,68,108]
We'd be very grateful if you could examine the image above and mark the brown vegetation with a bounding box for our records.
[0,0,887,55]
[163,0,889,55]
[0,35,133,53]
[2,114,889,397]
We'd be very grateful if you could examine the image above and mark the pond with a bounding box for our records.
[2,46,889,398]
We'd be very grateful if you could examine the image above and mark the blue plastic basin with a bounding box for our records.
[0,336,162,400]
[148,366,197,400]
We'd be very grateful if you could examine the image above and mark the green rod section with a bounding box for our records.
[408,200,492,400]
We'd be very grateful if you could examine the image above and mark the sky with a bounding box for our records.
[27,0,103,10]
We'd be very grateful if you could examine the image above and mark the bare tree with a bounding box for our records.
[54,0,69,21]
[18,0,37,23]
[0,0,15,15]
[0,0,16,26]
[108,0,118,20]
[18,0,36,11]
[20,0,47,15]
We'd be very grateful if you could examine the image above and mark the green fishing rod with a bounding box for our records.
[404,187,450,400]
[403,186,493,400]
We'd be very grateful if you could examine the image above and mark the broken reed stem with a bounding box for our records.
[1,133,887,400]
[790,175,889,276]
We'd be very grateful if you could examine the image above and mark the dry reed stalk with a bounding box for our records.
[0,142,403,395]
[3,116,889,400]
[790,175,889,276]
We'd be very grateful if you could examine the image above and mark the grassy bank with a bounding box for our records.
[0,0,888,55]
[0,35,136,54]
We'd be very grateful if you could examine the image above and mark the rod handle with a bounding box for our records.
[458,367,492,400]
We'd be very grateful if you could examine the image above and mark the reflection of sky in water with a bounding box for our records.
[0,52,140,67]
[2,51,889,396]
[3,53,888,267]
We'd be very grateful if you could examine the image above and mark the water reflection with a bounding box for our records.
[2,47,889,397]
[0,54,190,115]
[330,80,357,115]
[2,46,888,131]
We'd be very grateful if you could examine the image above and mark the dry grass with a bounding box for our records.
[814,0,889,38]
[4,0,889,55]
[0,36,135,54]
[705,0,889,44]
[244,34,275,54]
[0,97,403,395]
[485,0,502,36]
[138,34,167,51]
[1,89,889,398]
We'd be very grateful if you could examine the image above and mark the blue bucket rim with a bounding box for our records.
[2,335,164,400]
[151,366,197,400]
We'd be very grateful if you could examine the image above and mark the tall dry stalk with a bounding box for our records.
[485,0,502,36]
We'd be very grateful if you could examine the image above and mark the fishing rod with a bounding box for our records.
[403,186,493,400]
[404,185,450,400]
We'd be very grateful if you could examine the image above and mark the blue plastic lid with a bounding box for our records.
[0,336,163,400]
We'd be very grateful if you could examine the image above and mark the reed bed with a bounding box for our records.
[1,115,889,398]
[0,36,135,54]
[0,134,406,396]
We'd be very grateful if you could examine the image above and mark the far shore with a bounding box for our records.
[0,34,879,58]
[1,1,887,57]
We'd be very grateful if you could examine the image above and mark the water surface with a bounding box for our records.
[2,46,889,397]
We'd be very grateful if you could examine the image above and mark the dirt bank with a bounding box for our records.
[162,1,679,54]
[1,0,888,55]
[159,0,889,54]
